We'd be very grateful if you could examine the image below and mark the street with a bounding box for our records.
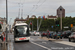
[8,33,75,50]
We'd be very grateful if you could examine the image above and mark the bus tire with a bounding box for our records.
[27,40,29,42]
[14,40,17,43]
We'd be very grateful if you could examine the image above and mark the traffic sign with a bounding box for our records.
[71,24,73,27]
[64,26,69,28]
[51,26,53,28]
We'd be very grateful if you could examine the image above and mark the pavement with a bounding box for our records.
[8,33,14,50]
[0,39,2,50]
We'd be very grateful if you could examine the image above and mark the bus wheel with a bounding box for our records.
[27,40,29,42]
[14,41,17,43]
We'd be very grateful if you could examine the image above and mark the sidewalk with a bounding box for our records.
[0,38,8,50]
[0,39,2,50]
[39,37,62,41]
[8,33,14,50]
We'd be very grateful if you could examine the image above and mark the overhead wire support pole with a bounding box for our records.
[6,0,8,42]
[60,9,62,31]
[37,19,38,31]
[38,19,42,31]
[21,3,23,17]
[30,20,33,31]
[18,3,20,18]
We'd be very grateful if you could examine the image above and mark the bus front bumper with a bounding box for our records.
[15,37,30,41]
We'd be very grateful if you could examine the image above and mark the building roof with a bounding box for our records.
[57,6,64,10]
[15,19,27,21]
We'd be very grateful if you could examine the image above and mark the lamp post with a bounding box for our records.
[37,19,38,31]
[9,18,12,33]
[60,8,62,31]
[6,0,8,42]
[32,21,33,31]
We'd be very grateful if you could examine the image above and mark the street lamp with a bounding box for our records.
[60,8,62,31]
[6,0,8,42]
[9,18,12,33]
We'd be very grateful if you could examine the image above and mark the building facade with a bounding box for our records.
[47,15,57,20]
[57,6,65,17]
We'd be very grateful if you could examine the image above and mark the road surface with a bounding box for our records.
[8,33,75,50]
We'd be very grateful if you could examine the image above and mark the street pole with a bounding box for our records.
[9,18,12,33]
[60,9,62,31]
[38,19,42,31]
[32,21,33,31]
[37,19,38,31]
[6,0,8,42]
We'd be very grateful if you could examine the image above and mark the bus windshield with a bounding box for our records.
[15,25,29,36]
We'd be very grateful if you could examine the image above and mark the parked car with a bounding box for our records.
[41,32,47,37]
[62,31,71,38]
[52,32,62,39]
[68,32,75,42]
[33,31,40,36]
[29,31,34,35]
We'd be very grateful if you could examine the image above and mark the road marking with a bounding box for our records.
[30,38,34,40]
[31,42,51,50]
[42,42,47,44]
[54,41,75,47]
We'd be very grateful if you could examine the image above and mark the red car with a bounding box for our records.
[42,32,47,36]
[41,32,50,37]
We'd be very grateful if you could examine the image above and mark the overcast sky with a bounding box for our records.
[0,0,75,25]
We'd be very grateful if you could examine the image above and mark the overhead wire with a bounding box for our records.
[29,0,41,15]
[30,0,46,15]
[28,0,41,15]
[3,0,75,16]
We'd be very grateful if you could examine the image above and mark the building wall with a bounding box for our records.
[47,15,57,20]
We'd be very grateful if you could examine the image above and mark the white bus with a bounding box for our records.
[14,23,30,42]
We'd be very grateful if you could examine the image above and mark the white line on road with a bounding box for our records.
[42,42,47,44]
[31,42,51,50]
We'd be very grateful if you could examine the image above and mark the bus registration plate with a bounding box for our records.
[19,37,26,40]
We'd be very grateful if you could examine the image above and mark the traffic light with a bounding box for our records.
[55,20,59,26]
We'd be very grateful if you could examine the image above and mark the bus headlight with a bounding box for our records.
[28,37,30,39]
[15,38,19,40]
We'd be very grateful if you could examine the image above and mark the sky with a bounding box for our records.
[0,0,75,26]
